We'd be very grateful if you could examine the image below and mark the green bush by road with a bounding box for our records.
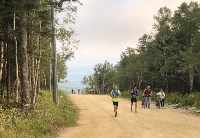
[0,90,79,138]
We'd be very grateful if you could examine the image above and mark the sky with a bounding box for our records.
[58,0,196,92]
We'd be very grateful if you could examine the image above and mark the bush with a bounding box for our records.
[165,92,182,105]
[0,90,79,138]
[166,92,200,109]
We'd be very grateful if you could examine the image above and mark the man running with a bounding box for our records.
[110,85,121,117]
[130,86,138,113]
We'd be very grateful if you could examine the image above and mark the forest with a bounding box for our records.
[0,0,200,137]
[0,0,80,137]
[82,1,200,95]
[0,0,79,108]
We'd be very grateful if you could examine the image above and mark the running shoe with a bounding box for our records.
[115,111,117,117]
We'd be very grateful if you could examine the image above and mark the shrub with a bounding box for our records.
[0,90,79,138]
[166,92,200,110]
[165,92,182,105]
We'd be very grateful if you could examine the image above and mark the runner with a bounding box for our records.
[110,85,121,117]
[130,86,138,113]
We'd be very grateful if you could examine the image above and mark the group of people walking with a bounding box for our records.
[110,85,165,117]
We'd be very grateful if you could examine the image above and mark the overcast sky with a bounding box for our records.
[61,0,195,89]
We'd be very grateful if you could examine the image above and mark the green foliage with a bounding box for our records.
[165,92,182,106]
[57,54,68,81]
[82,60,115,94]
[0,90,79,138]
[166,92,200,109]
[116,1,200,92]
[83,1,200,94]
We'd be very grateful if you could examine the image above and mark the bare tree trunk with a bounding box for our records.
[102,74,105,94]
[32,54,40,104]
[188,39,195,93]
[0,42,3,101]
[138,59,143,89]
[30,55,35,104]
[6,43,11,102]
[49,61,51,91]
[0,44,6,100]
[0,42,3,81]
[13,0,19,102]
[189,64,194,93]
[19,0,30,108]
[32,33,41,104]
[37,70,41,94]
[14,38,19,102]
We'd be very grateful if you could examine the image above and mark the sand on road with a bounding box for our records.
[58,94,200,138]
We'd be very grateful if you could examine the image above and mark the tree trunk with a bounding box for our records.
[19,0,30,108]
[102,74,105,93]
[6,43,11,102]
[138,59,143,89]
[14,37,19,102]
[32,22,41,105]
[30,55,35,104]
[189,63,194,93]
[13,0,19,102]
[164,50,169,92]
[0,42,3,101]
[0,42,3,81]
[49,61,51,91]
[0,45,6,100]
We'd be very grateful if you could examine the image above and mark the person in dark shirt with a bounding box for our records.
[130,86,138,113]
[143,86,152,108]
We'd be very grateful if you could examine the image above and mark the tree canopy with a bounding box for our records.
[0,0,79,108]
[82,1,200,94]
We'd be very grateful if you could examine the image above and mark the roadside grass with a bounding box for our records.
[0,90,79,138]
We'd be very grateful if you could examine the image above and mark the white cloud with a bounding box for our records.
[60,0,196,86]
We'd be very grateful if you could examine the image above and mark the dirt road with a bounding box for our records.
[58,94,200,138]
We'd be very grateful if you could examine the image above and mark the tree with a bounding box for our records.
[0,0,80,107]
[172,2,200,92]
[19,0,31,107]
[82,61,115,94]
[153,7,173,91]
